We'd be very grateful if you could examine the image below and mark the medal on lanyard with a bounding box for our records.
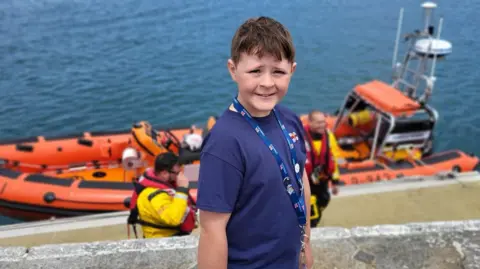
[231,97,307,226]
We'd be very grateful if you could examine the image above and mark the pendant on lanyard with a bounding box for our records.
[231,97,307,226]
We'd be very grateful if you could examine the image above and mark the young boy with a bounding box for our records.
[196,17,313,269]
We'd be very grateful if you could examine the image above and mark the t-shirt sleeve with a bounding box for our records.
[196,131,244,214]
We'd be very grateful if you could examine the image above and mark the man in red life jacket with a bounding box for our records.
[304,110,341,227]
[127,152,197,238]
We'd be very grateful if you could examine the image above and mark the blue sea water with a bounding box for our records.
[0,0,478,225]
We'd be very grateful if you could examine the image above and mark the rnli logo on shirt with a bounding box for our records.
[289,132,299,143]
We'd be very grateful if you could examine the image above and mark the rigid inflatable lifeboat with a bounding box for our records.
[0,121,203,221]
[297,79,479,185]
[296,2,480,184]
[0,164,200,222]
[0,121,202,174]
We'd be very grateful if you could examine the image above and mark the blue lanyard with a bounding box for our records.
[232,97,307,227]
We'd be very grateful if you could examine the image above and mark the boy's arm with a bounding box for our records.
[293,112,311,238]
[302,170,315,269]
[197,211,231,269]
[196,150,243,269]
[302,170,311,239]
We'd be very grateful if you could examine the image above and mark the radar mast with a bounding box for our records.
[391,1,452,105]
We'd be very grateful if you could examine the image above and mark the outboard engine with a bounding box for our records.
[122,147,143,170]
[183,133,203,152]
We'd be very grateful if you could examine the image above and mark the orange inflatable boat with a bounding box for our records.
[0,121,203,174]
[0,121,205,221]
[0,166,198,221]
[295,79,480,185]
[301,2,480,183]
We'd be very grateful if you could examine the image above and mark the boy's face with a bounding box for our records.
[228,52,296,117]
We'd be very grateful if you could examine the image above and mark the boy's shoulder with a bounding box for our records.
[204,107,243,137]
[274,103,304,129]
[275,103,297,117]
[201,108,245,153]
[200,107,252,172]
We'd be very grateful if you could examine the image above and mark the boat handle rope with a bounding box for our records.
[43,191,129,205]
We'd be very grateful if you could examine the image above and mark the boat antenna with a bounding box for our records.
[392,7,404,70]
[391,1,452,105]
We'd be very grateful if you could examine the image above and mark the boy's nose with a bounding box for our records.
[260,74,275,88]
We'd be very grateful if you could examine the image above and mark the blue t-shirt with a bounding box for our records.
[196,103,307,269]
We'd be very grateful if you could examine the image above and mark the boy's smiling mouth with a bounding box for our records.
[255,93,276,97]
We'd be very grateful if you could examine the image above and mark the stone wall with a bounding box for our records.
[1,219,480,269]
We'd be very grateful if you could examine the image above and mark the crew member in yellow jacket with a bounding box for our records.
[304,110,342,227]
[127,152,197,238]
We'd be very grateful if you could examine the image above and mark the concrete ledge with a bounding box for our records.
[1,219,480,269]
[311,219,480,268]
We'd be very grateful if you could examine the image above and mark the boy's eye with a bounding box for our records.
[248,69,286,74]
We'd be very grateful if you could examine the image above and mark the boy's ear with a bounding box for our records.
[290,62,297,74]
[227,59,237,82]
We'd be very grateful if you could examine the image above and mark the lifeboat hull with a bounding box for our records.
[338,150,479,185]
[0,168,198,222]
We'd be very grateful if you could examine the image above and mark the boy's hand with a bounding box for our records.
[300,242,314,269]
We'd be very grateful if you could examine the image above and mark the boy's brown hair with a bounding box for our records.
[230,16,295,65]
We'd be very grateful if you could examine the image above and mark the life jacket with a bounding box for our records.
[127,168,197,238]
[304,125,335,180]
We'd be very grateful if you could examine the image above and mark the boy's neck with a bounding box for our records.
[230,97,272,118]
